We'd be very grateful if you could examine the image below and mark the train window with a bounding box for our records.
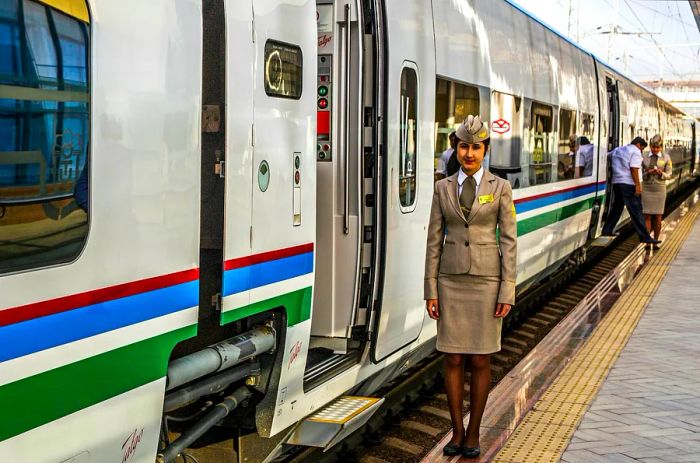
[557,108,577,180]
[0,0,90,275]
[399,65,418,209]
[528,102,554,186]
[434,78,479,180]
[574,112,596,178]
[489,91,522,189]
[264,40,302,99]
[581,113,594,139]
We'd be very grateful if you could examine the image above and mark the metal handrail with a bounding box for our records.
[343,3,351,235]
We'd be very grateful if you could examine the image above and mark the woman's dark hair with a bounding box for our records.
[446,138,491,176]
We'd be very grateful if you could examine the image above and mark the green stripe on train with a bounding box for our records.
[517,197,598,236]
[220,286,312,326]
[0,324,196,442]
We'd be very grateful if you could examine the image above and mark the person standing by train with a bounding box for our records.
[435,131,458,180]
[424,116,517,458]
[642,135,672,249]
[575,136,594,178]
[601,137,660,245]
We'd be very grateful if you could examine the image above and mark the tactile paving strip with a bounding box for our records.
[306,396,380,424]
[494,200,700,462]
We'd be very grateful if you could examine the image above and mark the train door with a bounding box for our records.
[371,0,435,362]
[606,77,620,151]
[218,0,316,328]
[588,59,608,239]
[691,122,697,176]
[601,76,620,223]
[217,0,254,324]
[310,0,366,357]
[248,1,317,313]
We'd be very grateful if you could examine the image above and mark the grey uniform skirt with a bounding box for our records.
[437,273,502,354]
[642,182,666,215]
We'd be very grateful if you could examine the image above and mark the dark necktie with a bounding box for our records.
[459,176,477,215]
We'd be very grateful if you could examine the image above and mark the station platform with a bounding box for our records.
[422,191,700,463]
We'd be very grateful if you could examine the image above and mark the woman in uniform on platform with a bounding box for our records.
[642,135,672,249]
[424,116,517,458]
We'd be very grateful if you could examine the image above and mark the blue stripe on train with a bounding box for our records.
[516,182,605,214]
[222,251,314,297]
[0,280,199,362]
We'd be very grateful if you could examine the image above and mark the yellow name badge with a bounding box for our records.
[478,194,494,204]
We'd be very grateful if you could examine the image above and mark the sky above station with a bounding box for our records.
[511,0,700,84]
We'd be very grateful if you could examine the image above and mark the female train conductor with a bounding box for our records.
[424,115,517,458]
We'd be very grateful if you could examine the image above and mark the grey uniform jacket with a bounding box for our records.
[424,169,517,305]
[641,152,672,185]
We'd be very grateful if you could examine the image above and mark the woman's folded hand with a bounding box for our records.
[426,299,440,319]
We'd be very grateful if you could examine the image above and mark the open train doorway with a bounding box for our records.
[602,76,620,223]
[306,0,377,388]
[691,121,697,176]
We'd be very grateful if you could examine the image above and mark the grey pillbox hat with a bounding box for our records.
[455,115,490,144]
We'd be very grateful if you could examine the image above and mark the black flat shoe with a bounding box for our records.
[442,442,462,456]
[653,245,660,251]
[462,446,481,458]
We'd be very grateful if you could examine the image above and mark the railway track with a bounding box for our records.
[288,181,699,463]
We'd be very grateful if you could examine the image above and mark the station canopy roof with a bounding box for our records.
[692,1,700,33]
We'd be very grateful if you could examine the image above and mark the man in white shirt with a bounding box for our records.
[436,132,457,180]
[602,137,660,244]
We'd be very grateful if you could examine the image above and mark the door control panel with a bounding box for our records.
[317,55,332,161]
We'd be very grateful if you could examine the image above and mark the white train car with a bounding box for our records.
[0,1,695,462]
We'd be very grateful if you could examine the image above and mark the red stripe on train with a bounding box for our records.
[224,243,314,271]
[514,181,605,204]
[0,268,200,328]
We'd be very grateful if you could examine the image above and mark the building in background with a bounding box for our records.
[641,80,700,118]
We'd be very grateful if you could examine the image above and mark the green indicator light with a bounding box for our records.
[318,85,328,97]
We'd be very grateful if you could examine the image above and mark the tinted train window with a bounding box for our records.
[490,91,522,188]
[557,108,576,180]
[434,78,479,180]
[399,65,418,209]
[575,112,596,178]
[0,0,89,275]
[264,40,302,99]
[581,112,594,139]
[529,102,554,186]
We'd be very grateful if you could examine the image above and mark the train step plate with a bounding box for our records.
[590,236,616,247]
[285,396,384,450]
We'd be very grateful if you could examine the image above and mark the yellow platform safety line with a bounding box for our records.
[37,0,90,23]
[494,200,700,463]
